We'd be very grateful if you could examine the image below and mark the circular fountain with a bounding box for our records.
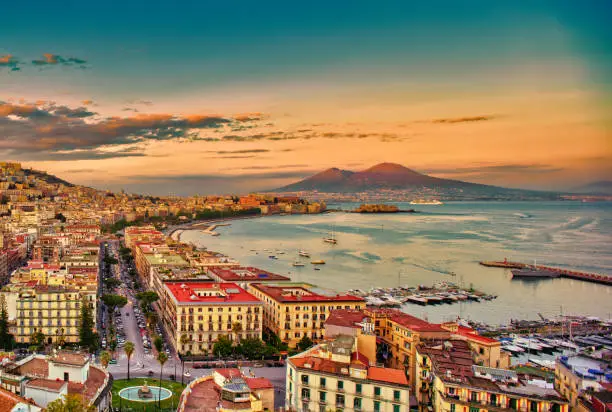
[118,381,172,403]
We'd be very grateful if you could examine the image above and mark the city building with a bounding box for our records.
[286,333,414,412]
[1,284,96,344]
[177,368,274,412]
[133,242,189,286]
[160,282,263,356]
[208,266,291,289]
[248,283,365,348]
[0,387,41,412]
[0,351,111,411]
[555,354,611,408]
[416,340,569,412]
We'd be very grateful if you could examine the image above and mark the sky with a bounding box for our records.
[1,0,611,195]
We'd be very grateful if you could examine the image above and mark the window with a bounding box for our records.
[320,377,326,388]
[393,405,401,412]
[374,401,381,412]
[394,390,401,401]
[469,408,480,412]
[471,392,478,402]
[353,397,362,410]
[530,402,539,412]
[356,383,362,394]
[301,374,309,385]
[335,394,344,407]
[301,388,310,400]
[337,380,344,390]
[63,372,69,381]
[319,391,326,402]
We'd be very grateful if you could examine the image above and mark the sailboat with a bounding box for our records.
[323,225,337,244]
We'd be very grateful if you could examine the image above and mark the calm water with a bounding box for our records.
[180,201,612,325]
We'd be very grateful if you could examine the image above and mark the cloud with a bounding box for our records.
[126,99,154,106]
[216,149,270,154]
[0,100,249,160]
[430,115,495,124]
[426,164,563,175]
[31,53,88,69]
[0,54,22,71]
[64,168,97,173]
[129,170,312,182]
[81,100,95,106]
[21,147,147,161]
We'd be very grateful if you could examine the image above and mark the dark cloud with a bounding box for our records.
[426,164,563,175]
[0,55,22,71]
[31,53,88,69]
[22,148,147,161]
[216,149,270,154]
[430,115,495,124]
[0,100,248,160]
[126,99,154,106]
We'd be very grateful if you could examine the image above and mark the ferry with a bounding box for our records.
[311,260,326,265]
[409,199,443,205]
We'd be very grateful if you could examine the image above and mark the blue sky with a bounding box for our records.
[1,0,610,194]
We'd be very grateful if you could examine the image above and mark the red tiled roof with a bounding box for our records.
[0,387,29,410]
[166,282,261,304]
[51,352,89,366]
[245,377,273,390]
[214,368,242,379]
[252,284,364,303]
[351,352,370,366]
[453,326,499,345]
[326,309,369,328]
[209,266,290,282]
[26,378,66,391]
[367,367,409,385]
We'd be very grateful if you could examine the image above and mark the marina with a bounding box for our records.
[347,281,497,307]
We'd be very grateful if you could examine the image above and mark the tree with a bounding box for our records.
[54,212,67,223]
[46,394,95,412]
[103,277,121,290]
[0,295,14,350]
[213,335,234,358]
[99,351,111,368]
[136,291,159,311]
[238,337,266,360]
[157,352,168,407]
[78,296,98,352]
[109,339,118,355]
[30,330,46,350]
[154,335,164,353]
[297,336,314,352]
[101,294,128,314]
[231,322,243,344]
[124,341,135,380]
[179,334,191,385]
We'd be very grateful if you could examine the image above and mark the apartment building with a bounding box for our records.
[2,285,96,344]
[248,283,365,348]
[416,340,569,412]
[287,333,413,412]
[160,282,263,356]
[133,243,189,286]
[124,225,165,248]
[208,266,290,289]
[554,354,611,408]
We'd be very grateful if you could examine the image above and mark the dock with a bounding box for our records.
[479,261,612,286]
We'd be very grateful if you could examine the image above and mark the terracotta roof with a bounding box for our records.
[26,378,66,391]
[18,357,48,377]
[209,266,290,282]
[166,282,261,304]
[68,365,107,401]
[51,352,89,366]
[325,309,369,329]
[0,387,30,411]
[454,326,499,345]
[245,377,273,390]
[367,367,409,385]
[214,368,242,379]
[252,284,364,303]
[367,308,447,332]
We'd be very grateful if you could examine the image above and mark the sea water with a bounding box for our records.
[180,201,612,324]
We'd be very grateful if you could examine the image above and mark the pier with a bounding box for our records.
[479,260,612,286]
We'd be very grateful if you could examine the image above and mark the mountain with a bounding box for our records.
[274,162,560,200]
[572,181,612,195]
[277,162,491,192]
[24,168,75,187]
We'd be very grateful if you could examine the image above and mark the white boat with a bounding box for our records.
[528,358,556,369]
[502,344,525,354]
[292,261,305,267]
[298,250,310,257]
[324,225,338,244]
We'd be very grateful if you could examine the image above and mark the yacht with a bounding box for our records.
[409,199,443,205]
[298,250,310,257]
[292,261,305,267]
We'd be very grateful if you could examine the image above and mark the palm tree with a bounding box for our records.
[179,334,191,385]
[124,341,135,380]
[99,351,111,368]
[157,352,168,407]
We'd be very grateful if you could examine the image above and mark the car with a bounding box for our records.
[109,359,117,365]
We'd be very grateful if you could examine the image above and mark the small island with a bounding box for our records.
[352,204,416,213]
